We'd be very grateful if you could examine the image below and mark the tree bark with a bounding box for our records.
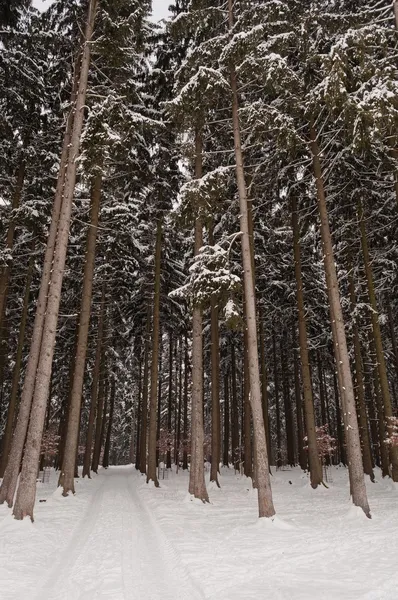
[281,331,295,467]
[310,125,370,517]
[273,332,282,468]
[291,195,322,486]
[147,219,162,486]
[135,337,143,469]
[358,201,398,480]
[139,310,151,474]
[91,339,107,474]
[209,225,221,486]
[188,129,209,502]
[102,377,115,469]
[60,170,102,493]
[0,247,34,477]
[82,282,106,478]
[243,328,252,477]
[228,0,274,517]
[182,337,189,470]
[348,270,375,481]
[230,341,240,471]
[293,327,307,471]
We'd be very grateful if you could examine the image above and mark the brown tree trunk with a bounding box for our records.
[228,0,274,517]
[82,283,106,478]
[91,343,107,474]
[175,340,183,467]
[60,171,102,493]
[358,201,398,480]
[230,342,240,471]
[223,371,230,466]
[166,331,173,470]
[188,129,209,502]
[147,219,162,486]
[209,225,221,486]
[134,337,143,469]
[310,125,370,517]
[281,331,295,467]
[259,315,272,466]
[273,332,282,468]
[182,337,189,471]
[293,328,307,471]
[102,377,115,469]
[0,48,82,509]
[139,310,151,474]
[291,195,323,486]
[12,3,98,521]
[243,329,252,477]
[0,248,34,477]
[348,270,375,481]
[386,298,398,392]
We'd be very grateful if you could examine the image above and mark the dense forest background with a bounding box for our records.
[0,0,397,521]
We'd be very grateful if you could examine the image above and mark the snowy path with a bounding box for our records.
[33,466,204,600]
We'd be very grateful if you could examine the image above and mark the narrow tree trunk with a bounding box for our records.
[273,332,282,468]
[223,371,230,466]
[175,340,183,467]
[259,316,272,466]
[147,219,162,486]
[209,226,221,486]
[293,327,307,471]
[310,125,370,517]
[103,377,115,469]
[291,195,323,486]
[0,48,82,509]
[91,344,107,474]
[334,373,346,465]
[358,201,398,480]
[12,4,98,520]
[135,338,143,469]
[230,342,240,471]
[386,298,398,392]
[188,129,209,503]
[228,0,274,517]
[139,311,151,474]
[243,329,252,477]
[182,337,189,471]
[82,283,106,478]
[60,171,102,494]
[166,331,173,470]
[0,248,34,477]
[281,331,295,467]
[348,270,375,481]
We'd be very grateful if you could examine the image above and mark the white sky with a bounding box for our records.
[32,0,171,21]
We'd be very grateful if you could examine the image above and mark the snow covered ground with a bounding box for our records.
[0,465,397,599]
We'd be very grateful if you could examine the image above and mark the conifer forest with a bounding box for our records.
[1,1,398,598]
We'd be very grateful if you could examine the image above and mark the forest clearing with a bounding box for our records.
[0,0,398,598]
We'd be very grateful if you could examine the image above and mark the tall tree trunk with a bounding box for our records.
[166,331,173,470]
[209,225,221,486]
[102,377,115,469]
[223,371,230,466]
[348,270,375,481]
[310,125,370,517]
[0,248,34,477]
[386,298,398,392]
[12,3,98,520]
[175,340,183,467]
[0,47,82,509]
[139,310,151,475]
[358,201,398,480]
[291,195,322,486]
[230,341,240,471]
[182,337,189,471]
[60,171,102,494]
[188,129,209,502]
[243,329,252,477]
[273,332,282,468]
[135,338,143,469]
[259,315,272,465]
[334,372,346,466]
[147,219,162,486]
[228,0,274,517]
[82,283,106,478]
[293,327,307,471]
[91,343,107,474]
[281,331,295,467]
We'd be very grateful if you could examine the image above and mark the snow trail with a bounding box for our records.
[35,466,205,600]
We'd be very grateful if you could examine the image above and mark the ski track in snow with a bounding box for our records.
[32,466,205,600]
[1,464,398,599]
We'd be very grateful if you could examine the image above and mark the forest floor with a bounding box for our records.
[0,464,397,600]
